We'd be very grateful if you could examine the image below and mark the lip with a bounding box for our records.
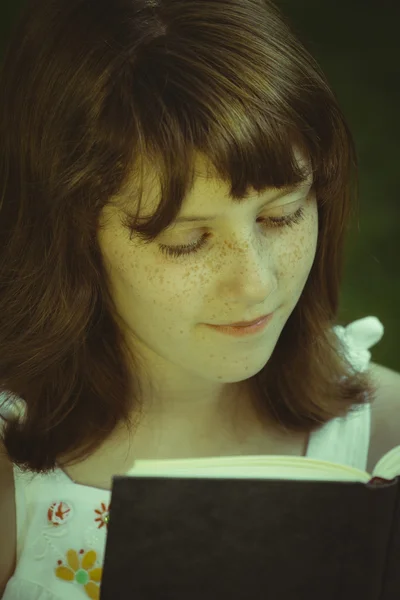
[217,314,271,327]
[205,313,274,337]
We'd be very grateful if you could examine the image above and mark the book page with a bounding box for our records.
[373,445,400,479]
[129,455,372,483]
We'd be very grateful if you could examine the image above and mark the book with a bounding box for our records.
[100,447,400,600]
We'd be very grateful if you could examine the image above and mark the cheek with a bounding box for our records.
[272,208,317,282]
[283,209,318,277]
[133,258,201,317]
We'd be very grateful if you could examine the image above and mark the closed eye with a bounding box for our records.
[158,205,306,259]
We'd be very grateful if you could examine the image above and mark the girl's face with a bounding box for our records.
[97,150,318,419]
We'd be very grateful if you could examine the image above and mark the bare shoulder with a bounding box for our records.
[0,438,17,593]
[0,437,14,492]
[367,361,400,473]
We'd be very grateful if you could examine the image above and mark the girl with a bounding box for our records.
[0,0,392,598]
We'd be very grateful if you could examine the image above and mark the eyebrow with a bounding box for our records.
[174,181,312,223]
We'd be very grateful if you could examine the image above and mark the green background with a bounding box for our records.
[1,1,399,370]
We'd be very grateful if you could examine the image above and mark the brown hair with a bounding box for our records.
[0,0,376,474]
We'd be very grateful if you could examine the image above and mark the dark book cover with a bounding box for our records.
[100,474,400,600]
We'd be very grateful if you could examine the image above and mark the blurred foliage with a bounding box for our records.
[281,0,400,370]
[1,0,399,369]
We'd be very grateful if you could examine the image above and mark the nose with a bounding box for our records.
[221,234,277,299]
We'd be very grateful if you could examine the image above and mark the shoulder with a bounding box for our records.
[367,361,400,472]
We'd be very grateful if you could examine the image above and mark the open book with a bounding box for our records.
[100,447,400,600]
[126,444,400,484]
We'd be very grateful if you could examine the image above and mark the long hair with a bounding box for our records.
[0,0,376,474]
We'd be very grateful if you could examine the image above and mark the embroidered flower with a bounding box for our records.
[47,501,73,526]
[55,548,102,600]
[94,502,110,529]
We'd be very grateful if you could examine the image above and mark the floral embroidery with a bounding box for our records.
[30,502,71,561]
[55,548,102,600]
[47,501,73,526]
[94,502,110,529]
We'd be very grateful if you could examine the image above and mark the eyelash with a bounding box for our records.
[158,206,306,259]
